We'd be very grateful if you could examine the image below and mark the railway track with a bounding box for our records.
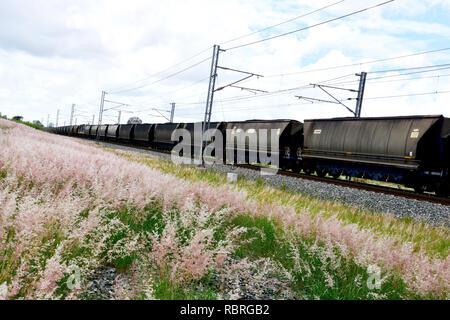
[234,164,450,206]
[92,138,450,207]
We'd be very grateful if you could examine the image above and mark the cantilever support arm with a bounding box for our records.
[314,84,356,116]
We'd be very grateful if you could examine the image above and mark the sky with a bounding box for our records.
[0,0,449,126]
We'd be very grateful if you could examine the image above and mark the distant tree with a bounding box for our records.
[48,122,55,128]
[12,116,23,121]
[127,117,143,124]
[32,120,44,128]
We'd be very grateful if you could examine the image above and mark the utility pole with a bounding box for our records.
[47,114,50,127]
[69,104,75,125]
[75,118,77,125]
[355,72,367,118]
[170,103,176,123]
[118,110,121,124]
[96,91,106,142]
[56,109,60,127]
[92,114,95,125]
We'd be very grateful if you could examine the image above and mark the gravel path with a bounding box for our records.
[82,257,297,300]
[97,141,449,228]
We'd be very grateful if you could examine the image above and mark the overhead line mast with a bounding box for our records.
[297,72,367,117]
[201,44,222,155]
[200,45,264,164]
[355,72,367,118]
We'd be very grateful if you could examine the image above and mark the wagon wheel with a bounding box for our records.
[316,169,327,178]
[436,183,450,197]
[331,172,341,179]
[413,185,425,194]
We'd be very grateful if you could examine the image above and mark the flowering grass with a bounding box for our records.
[117,151,449,259]
[0,119,448,300]
[109,150,450,298]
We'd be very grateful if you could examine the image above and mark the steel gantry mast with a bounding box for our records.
[96,91,106,143]
[170,103,176,123]
[355,72,367,118]
[202,45,222,140]
[200,45,264,165]
[69,104,75,126]
[199,45,222,165]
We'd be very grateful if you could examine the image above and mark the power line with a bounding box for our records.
[105,1,346,94]
[220,0,346,46]
[109,55,212,95]
[327,66,450,86]
[327,72,450,88]
[364,90,450,100]
[107,46,213,93]
[370,63,450,74]
[156,65,450,110]
[132,76,210,108]
[99,1,449,112]
[225,0,395,51]
[254,47,450,79]
[175,90,450,117]
[359,73,450,85]
[175,73,364,107]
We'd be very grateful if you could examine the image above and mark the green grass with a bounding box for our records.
[12,120,43,130]
[228,215,410,300]
[153,278,217,300]
[74,196,415,299]
[106,202,414,299]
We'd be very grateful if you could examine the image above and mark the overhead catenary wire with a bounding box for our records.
[90,1,450,120]
[174,72,359,107]
[250,47,450,80]
[105,0,346,95]
[369,63,450,74]
[130,76,211,109]
[97,63,450,119]
[357,73,450,85]
[109,55,212,95]
[326,66,450,86]
[174,89,450,117]
[225,0,395,51]
[74,0,450,124]
[174,68,450,111]
[106,46,213,93]
[363,90,450,100]
[220,0,347,46]
[227,64,450,105]
[101,0,395,104]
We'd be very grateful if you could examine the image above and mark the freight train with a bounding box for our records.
[52,114,450,196]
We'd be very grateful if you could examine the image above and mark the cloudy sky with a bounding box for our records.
[0,0,449,126]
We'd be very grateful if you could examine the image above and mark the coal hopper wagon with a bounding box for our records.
[302,115,450,196]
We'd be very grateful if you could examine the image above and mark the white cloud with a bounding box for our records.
[0,0,449,125]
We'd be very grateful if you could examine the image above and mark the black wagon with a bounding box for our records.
[302,115,450,195]
[225,119,303,169]
[132,124,154,147]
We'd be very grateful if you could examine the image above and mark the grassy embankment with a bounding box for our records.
[0,120,448,300]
